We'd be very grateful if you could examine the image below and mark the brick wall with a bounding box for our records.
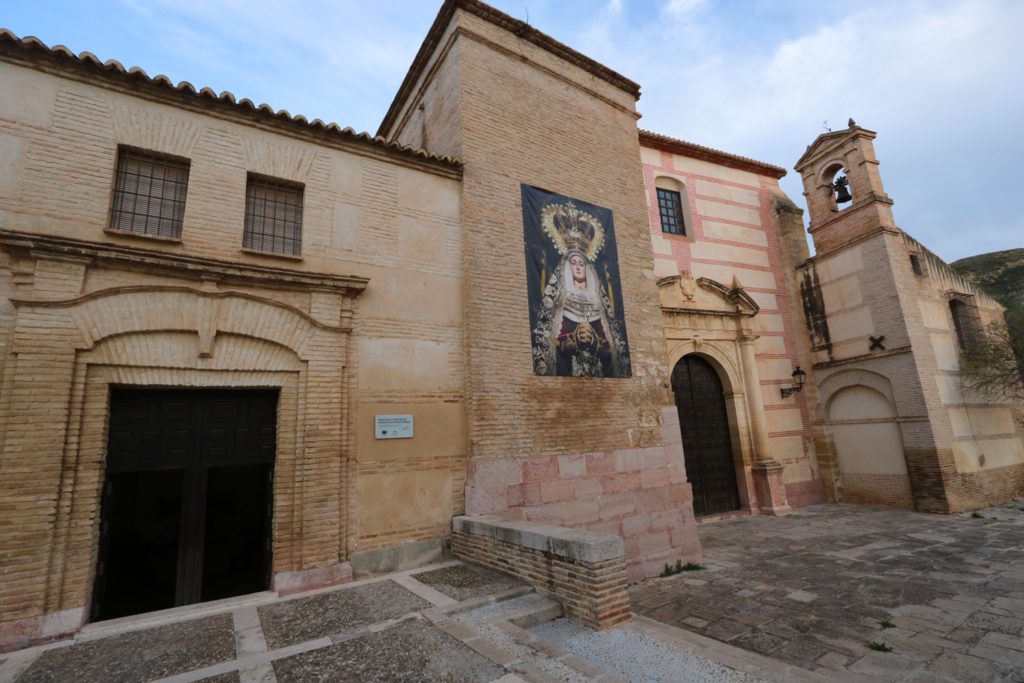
[380,2,699,575]
[0,49,469,649]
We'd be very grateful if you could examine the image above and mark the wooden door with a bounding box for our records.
[92,389,277,621]
[672,355,740,516]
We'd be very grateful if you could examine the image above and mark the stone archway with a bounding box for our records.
[0,240,366,641]
[659,275,792,515]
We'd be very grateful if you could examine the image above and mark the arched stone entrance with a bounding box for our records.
[0,236,366,640]
[671,354,741,516]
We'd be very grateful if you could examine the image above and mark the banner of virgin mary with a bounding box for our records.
[521,184,632,378]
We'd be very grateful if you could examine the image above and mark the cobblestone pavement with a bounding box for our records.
[1,560,801,682]
[631,501,1024,682]
[2,563,517,683]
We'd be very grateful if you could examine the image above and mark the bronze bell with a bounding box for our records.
[833,175,852,204]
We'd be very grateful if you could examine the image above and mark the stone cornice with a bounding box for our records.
[657,275,760,318]
[794,125,878,170]
[0,231,370,294]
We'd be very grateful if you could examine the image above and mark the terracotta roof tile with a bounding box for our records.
[639,129,786,178]
[0,29,462,170]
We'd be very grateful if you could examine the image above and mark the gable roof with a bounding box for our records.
[794,124,876,169]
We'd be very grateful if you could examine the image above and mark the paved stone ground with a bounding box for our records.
[4,564,515,683]
[631,501,1024,682]
[9,503,1023,682]
[1,560,802,682]
[12,614,237,682]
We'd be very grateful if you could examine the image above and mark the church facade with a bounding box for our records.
[0,0,1021,650]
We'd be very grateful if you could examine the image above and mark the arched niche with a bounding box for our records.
[822,378,914,508]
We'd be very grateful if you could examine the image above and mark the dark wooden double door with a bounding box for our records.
[92,389,277,621]
[672,355,741,517]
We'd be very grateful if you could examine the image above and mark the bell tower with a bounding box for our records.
[794,121,896,254]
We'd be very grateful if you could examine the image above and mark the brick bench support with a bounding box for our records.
[451,515,631,629]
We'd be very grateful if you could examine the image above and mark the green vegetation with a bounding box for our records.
[868,641,894,652]
[951,249,1024,306]
[661,559,705,577]
[879,620,896,629]
[971,512,984,518]
[951,250,1024,417]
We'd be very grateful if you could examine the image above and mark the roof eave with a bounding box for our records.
[639,129,786,179]
[0,29,463,175]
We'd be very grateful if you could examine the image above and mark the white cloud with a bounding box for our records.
[661,0,708,19]
[571,0,1024,260]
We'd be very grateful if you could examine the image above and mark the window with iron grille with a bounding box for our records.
[910,253,925,276]
[109,148,190,239]
[657,188,685,235]
[949,293,984,352]
[243,175,303,256]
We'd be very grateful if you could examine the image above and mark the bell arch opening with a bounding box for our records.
[823,162,851,208]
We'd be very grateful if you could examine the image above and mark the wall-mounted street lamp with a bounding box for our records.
[780,366,807,399]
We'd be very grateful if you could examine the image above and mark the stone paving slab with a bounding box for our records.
[195,673,239,682]
[271,617,504,682]
[257,579,430,650]
[18,614,236,682]
[411,563,524,603]
[631,501,1024,682]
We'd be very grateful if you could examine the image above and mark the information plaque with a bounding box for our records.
[374,414,414,439]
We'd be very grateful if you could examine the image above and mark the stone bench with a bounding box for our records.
[451,515,631,629]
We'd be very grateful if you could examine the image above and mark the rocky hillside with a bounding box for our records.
[951,249,1024,309]
[951,249,1024,333]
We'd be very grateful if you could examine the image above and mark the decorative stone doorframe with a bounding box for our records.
[0,232,367,647]
[658,273,791,516]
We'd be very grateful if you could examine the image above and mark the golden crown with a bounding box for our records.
[540,200,605,262]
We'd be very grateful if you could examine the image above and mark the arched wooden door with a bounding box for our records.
[672,354,741,516]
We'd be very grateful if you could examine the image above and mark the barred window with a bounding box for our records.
[243,175,303,256]
[657,187,685,236]
[109,148,190,239]
[910,253,925,276]
[949,294,984,352]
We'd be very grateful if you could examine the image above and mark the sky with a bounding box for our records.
[4,0,1023,263]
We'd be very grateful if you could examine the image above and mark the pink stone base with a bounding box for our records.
[465,406,702,583]
[273,562,353,596]
[753,461,792,516]
[785,478,828,508]
[0,607,85,653]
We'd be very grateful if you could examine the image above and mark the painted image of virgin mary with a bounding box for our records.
[530,200,630,377]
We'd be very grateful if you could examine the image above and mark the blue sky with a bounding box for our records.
[5,0,1022,263]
